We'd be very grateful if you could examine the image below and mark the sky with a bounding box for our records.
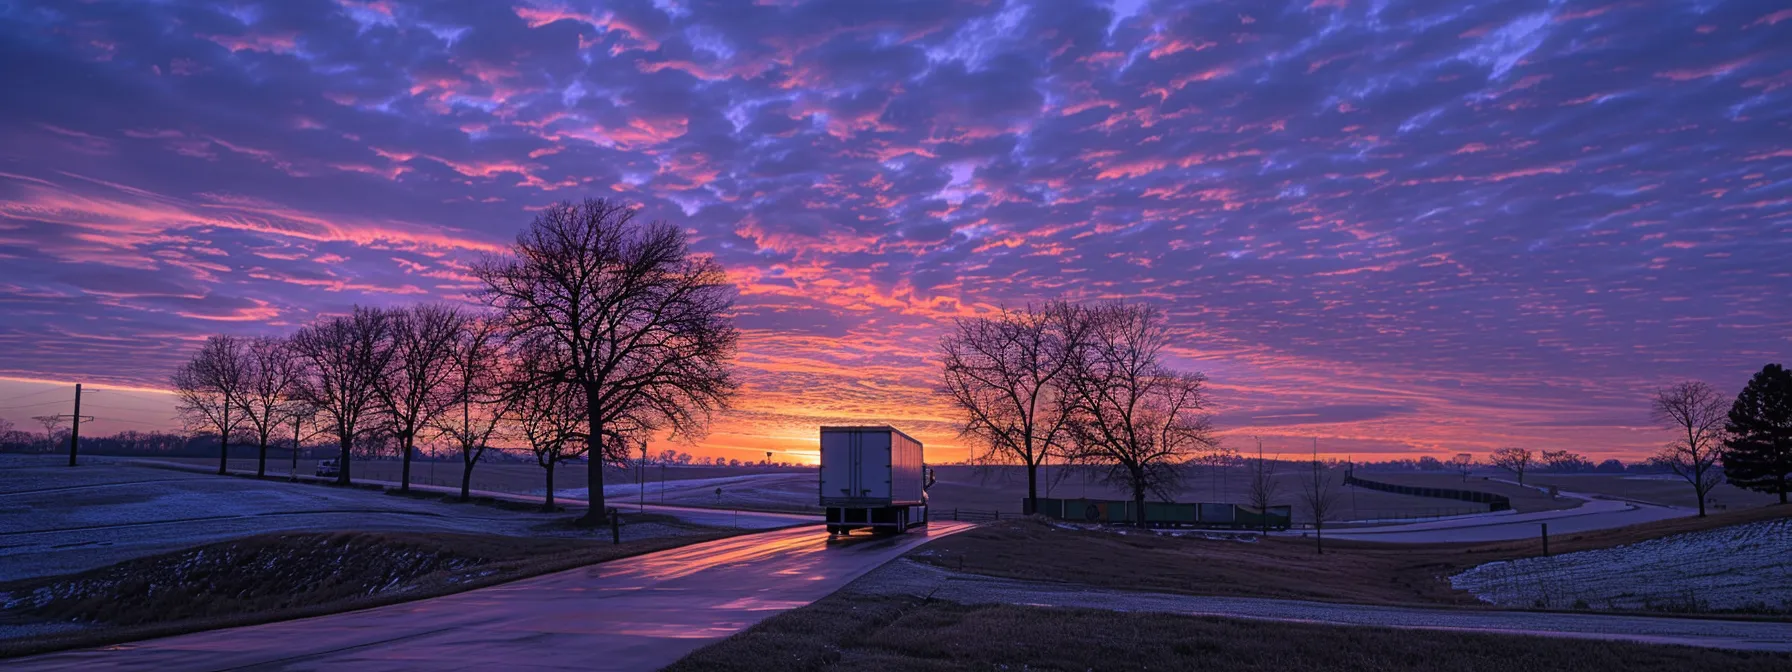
[0,0,1788,465]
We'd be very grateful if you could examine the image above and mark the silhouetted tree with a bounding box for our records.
[1488,447,1533,485]
[475,198,739,522]
[1651,381,1727,517]
[172,335,249,475]
[1541,450,1591,473]
[1724,364,1792,505]
[237,336,303,478]
[1246,438,1280,534]
[938,301,1086,514]
[1299,441,1341,554]
[506,344,590,512]
[1061,303,1218,529]
[375,304,467,492]
[1449,452,1475,482]
[434,317,512,501]
[292,307,393,485]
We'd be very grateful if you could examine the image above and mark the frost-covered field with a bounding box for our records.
[1451,519,1792,613]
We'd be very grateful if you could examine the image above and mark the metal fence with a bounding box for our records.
[1343,472,1511,511]
[1031,497,1291,530]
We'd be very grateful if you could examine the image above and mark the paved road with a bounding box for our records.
[858,559,1792,652]
[1323,491,1693,543]
[10,522,971,671]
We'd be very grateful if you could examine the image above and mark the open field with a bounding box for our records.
[0,455,716,582]
[72,456,1518,522]
[132,454,811,497]
[0,528,742,659]
[1519,473,1780,510]
[910,505,1792,611]
[667,592,1792,672]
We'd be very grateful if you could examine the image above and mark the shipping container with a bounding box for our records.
[819,426,931,535]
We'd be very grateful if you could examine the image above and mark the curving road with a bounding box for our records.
[1323,491,1692,543]
[10,522,971,671]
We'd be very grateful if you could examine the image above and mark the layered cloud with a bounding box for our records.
[0,0,1787,462]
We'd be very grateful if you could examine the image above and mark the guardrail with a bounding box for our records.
[946,508,1003,522]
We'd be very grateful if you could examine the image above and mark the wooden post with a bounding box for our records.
[1541,523,1549,556]
[610,508,620,545]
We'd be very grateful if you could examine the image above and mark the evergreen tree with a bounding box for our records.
[1723,364,1792,504]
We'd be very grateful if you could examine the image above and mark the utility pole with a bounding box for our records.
[68,384,82,467]
[639,439,648,513]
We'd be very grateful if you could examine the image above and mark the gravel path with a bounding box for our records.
[850,559,1792,652]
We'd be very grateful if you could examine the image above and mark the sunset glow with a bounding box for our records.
[2,0,1788,464]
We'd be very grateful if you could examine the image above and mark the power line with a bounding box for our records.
[0,399,69,412]
[0,388,67,403]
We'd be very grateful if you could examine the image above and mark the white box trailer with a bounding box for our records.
[819,426,931,535]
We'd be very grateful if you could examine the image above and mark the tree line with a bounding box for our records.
[938,301,1221,527]
[169,199,739,517]
[1467,367,1792,517]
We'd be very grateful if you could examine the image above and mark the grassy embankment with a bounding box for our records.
[667,593,1792,672]
[910,504,1792,608]
[0,521,739,659]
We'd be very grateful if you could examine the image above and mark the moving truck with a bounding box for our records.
[819,426,933,535]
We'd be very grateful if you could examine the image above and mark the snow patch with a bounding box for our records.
[1450,519,1792,613]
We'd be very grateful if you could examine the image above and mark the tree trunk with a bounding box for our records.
[544,462,557,513]
[256,436,267,478]
[337,432,352,486]
[400,434,413,493]
[217,406,230,476]
[461,450,474,501]
[1132,472,1148,530]
[582,388,607,523]
[1315,522,1324,555]
[1025,462,1038,515]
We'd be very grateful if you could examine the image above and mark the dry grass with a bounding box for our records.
[912,505,1792,608]
[667,594,1792,672]
[0,528,744,659]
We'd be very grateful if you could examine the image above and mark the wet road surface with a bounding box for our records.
[10,522,971,671]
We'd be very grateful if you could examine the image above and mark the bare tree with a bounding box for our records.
[1246,438,1280,534]
[375,304,467,492]
[291,307,393,485]
[31,415,64,452]
[1488,447,1533,485]
[1651,381,1727,517]
[938,302,1086,514]
[172,335,249,475]
[1061,303,1219,529]
[1449,452,1475,482]
[475,199,740,522]
[237,336,303,478]
[1299,440,1342,554]
[434,317,513,501]
[507,347,590,512]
